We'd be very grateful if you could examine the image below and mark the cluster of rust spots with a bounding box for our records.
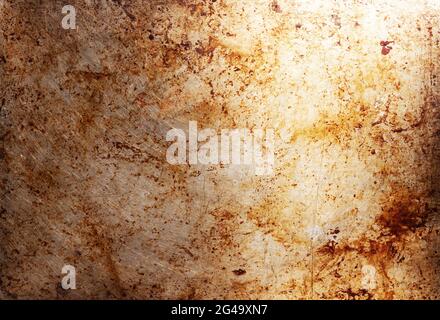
[320,187,433,256]
[377,194,431,237]
[337,288,374,300]
[206,209,239,252]
[271,1,282,13]
[316,184,437,298]
[232,268,247,276]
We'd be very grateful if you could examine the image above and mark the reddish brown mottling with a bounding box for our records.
[0,0,439,300]
[271,1,282,13]
[232,269,247,276]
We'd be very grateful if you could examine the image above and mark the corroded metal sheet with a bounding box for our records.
[0,0,439,299]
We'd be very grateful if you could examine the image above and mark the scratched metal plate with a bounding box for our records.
[0,0,439,299]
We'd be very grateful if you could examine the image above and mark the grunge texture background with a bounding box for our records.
[0,0,439,299]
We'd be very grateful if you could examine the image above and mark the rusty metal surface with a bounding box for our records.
[0,0,439,299]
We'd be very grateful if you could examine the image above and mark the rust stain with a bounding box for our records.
[0,0,439,300]
[380,40,394,55]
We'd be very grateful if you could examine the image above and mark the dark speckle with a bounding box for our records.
[233,269,246,276]
[271,1,282,13]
